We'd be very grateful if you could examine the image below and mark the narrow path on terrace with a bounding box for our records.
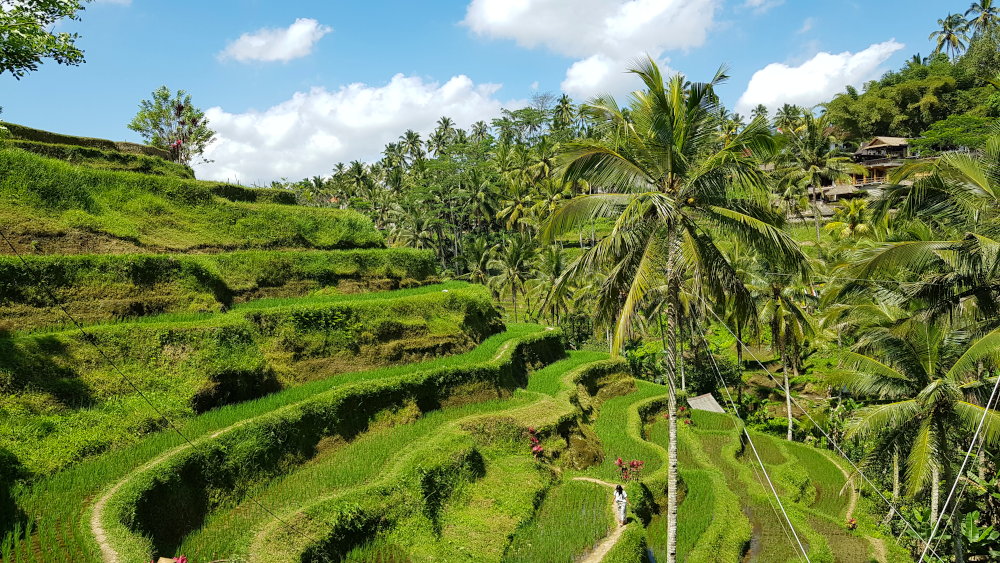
[88,336,522,562]
[819,450,883,562]
[572,477,625,563]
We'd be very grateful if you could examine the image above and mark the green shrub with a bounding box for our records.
[209,183,297,205]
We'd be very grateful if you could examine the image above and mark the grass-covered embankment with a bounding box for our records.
[0,248,437,332]
[1,325,559,562]
[0,282,500,477]
[0,148,382,253]
[7,139,195,179]
[96,326,566,561]
[245,350,616,562]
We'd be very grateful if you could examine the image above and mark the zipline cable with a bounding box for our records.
[691,318,810,562]
[0,230,335,563]
[697,301,947,562]
[917,371,1000,562]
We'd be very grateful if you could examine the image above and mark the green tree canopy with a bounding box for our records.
[0,0,88,79]
[127,86,216,164]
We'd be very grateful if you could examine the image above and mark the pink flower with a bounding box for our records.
[615,457,624,468]
[527,426,536,434]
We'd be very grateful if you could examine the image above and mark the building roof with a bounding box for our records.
[688,393,726,414]
[856,136,909,153]
[823,185,859,197]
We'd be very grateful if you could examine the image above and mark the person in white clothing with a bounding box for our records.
[614,484,628,526]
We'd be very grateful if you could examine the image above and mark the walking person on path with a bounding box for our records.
[614,484,628,526]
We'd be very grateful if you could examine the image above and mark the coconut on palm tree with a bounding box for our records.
[543,58,806,563]
[966,0,999,35]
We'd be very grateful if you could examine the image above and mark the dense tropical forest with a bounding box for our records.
[1,1,1000,562]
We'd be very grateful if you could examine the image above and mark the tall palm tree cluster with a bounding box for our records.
[930,0,999,59]
[282,43,1000,559]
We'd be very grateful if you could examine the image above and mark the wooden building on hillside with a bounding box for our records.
[850,136,911,186]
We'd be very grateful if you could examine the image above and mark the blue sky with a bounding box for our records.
[1,0,968,182]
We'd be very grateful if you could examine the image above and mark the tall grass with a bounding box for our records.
[0,148,382,252]
[503,480,613,562]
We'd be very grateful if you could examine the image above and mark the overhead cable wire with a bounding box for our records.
[917,371,1000,562]
[697,299,947,562]
[691,319,810,562]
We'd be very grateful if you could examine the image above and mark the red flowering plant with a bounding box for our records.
[677,405,694,426]
[614,457,645,481]
[528,427,544,459]
[846,518,857,530]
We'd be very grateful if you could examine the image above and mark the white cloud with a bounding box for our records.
[797,17,815,35]
[463,0,717,99]
[219,18,331,63]
[735,40,904,114]
[194,74,507,183]
[743,0,783,13]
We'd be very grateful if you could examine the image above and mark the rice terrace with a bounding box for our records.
[2,1,1000,562]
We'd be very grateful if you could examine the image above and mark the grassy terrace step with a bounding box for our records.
[0,149,381,254]
[245,351,615,562]
[8,139,195,179]
[97,326,566,561]
[0,282,499,477]
[1,325,559,562]
[648,408,908,562]
[0,248,437,332]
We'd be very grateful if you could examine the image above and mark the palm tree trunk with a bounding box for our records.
[882,448,900,525]
[789,339,800,440]
[931,465,940,524]
[939,425,964,563]
[785,361,793,441]
[678,307,686,393]
[811,185,822,244]
[510,287,517,322]
[736,324,744,410]
[664,225,679,563]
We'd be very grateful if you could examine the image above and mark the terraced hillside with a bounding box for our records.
[0,144,909,562]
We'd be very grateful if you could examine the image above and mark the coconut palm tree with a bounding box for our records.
[759,278,816,440]
[460,235,496,285]
[553,94,576,131]
[777,112,865,244]
[836,320,1000,562]
[823,199,877,240]
[966,0,999,35]
[543,58,806,563]
[400,129,425,165]
[930,13,971,59]
[470,120,491,143]
[496,183,535,232]
[774,103,803,132]
[488,233,537,321]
